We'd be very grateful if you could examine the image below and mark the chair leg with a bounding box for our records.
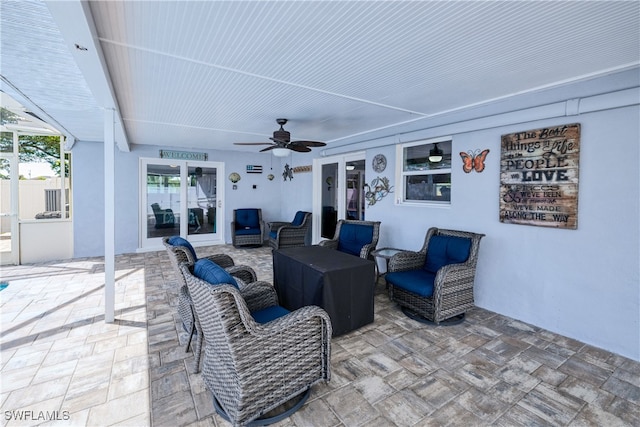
[185,310,196,353]
[192,328,204,374]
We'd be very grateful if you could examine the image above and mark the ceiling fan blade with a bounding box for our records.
[293,140,326,147]
[234,142,274,146]
[289,144,312,153]
[269,137,289,144]
[259,146,277,152]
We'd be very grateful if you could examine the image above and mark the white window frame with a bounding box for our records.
[395,136,452,207]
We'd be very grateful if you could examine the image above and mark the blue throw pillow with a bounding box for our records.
[168,236,197,260]
[292,211,306,226]
[424,235,471,274]
[194,259,238,289]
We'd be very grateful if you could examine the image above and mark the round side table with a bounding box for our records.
[371,247,403,281]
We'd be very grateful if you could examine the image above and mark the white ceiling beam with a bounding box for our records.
[45,0,130,152]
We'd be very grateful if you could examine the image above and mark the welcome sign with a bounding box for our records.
[499,123,580,229]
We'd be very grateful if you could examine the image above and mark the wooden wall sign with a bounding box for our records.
[499,123,580,229]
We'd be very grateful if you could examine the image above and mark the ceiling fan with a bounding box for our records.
[234,118,326,156]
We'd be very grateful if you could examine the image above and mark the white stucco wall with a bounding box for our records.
[362,105,639,361]
[71,69,639,361]
[72,145,284,256]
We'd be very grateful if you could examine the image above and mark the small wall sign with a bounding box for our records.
[159,150,207,161]
[292,165,312,173]
[246,165,262,174]
[499,123,580,229]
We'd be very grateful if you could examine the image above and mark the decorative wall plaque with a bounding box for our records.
[499,123,580,229]
[372,154,387,172]
[292,165,312,173]
[159,150,207,161]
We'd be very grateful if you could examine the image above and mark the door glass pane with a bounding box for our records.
[146,164,180,238]
[17,135,69,220]
[345,160,365,220]
[0,157,12,264]
[187,165,217,235]
[1,131,13,153]
[321,163,338,238]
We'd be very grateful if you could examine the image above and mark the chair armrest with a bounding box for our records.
[239,280,279,312]
[359,243,376,260]
[388,251,425,272]
[227,265,258,284]
[246,304,332,341]
[435,263,477,289]
[202,254,235,269]
[318,239,338,250]
[269,221,291,232]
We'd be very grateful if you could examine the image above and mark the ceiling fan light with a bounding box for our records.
[429,143,443,163]
[272,148,289,157]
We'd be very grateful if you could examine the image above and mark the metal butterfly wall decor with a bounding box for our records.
[460,149,490,173]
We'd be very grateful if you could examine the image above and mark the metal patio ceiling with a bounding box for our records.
[2,1,639,154]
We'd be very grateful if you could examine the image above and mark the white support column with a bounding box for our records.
[59,136,66,218]
[104,108,115,323]
[11,131,20,264]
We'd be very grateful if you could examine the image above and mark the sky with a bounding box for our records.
[18,162,55,178]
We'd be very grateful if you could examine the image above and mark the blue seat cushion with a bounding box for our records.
[193,259,238,289]
[235,209,259,228]
[269,230,278,239]
[251,305,290,323]
[235,227,261,236]
[424,235,471,274]
[386,269,436,297]
[291,211,306,226]
[337,223,373,256]
[168,236,197,260]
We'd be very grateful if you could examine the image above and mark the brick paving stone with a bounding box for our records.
[2,245,639,427]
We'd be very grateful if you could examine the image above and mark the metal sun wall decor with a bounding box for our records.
[364,176,394,206]
[460,149,490,173]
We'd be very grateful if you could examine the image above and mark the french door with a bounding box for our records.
[312,152,365,242]
[140,158,224,249]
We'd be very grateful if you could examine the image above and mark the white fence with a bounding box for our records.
[0,177,69,229]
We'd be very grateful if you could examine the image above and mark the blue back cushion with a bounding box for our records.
[168,236,197,260]
[424,235,471,274]
[292,211,307,226]
[194,259,238,289]
[337,223,374,256]
[235,209,259,229]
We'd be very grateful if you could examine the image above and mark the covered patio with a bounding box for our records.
[1,245,638,426]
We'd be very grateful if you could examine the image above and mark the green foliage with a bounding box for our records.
[1,107,19,125]
[0,132,68,177]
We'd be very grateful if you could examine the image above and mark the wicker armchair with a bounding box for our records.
[386,227,485,325]
[180,262,332,426]
[231,208,265,247]
[162,236,258,372]
[268,211,311,250]
[318,219,381,260]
